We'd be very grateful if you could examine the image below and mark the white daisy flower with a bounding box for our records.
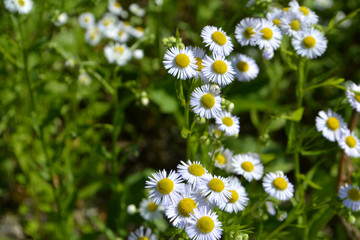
[185,206,222,240]
[262,47,274,60]
[163,46,197,80]
[346,82,360,112]
[177,160,208,186]
[190,84,222,119]
[215,111,240,136]
[209,124,224,139]
[315,109,346,142]
[202,55,234,86]
[85,26,102,46]
[279,11,309,37]
[230,54,259,82]
[201,26,233,56]
[145,170,184,206]
[128,226,157,240]
[8,0,33,14]
[165,184,207,229]
[139,198,164,221]
[54,12,68,27]
[315,0,334,10]
[78,73,91,85]
[78,12,95,29]
[235,18,260,46]
[104,42,132,66]
[130,26,145,39]
[114,27,130,43]
[198,174,231,205]
[218,180,248,213]
[339,184,360,212]
[129,3,145,17]
[190,46,208,83]
[133,49,144,60]
[265,200,276,216]
[211,148,234,172]
[291,27,327,59]
[255,19,282,50]
[266,7,284,27]
[98,13,118,39]
[108,0,123,16]
[338,129,360,158]
[127,204,137,215]
[289,0,319,24]
[232,153,263,182]
[263,172,294,201]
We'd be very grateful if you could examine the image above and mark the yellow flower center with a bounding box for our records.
[136,26,144,32]
[90,33,96,40]
[119,31,124,36]
[195,57,204,71]
[222,116,234,127]
[188,164,205,176]
[80,76,88,83]
[273,18,281,26]
[84,17,89,23]
[208,178,225,192]
[212,31,227,45]
[326,117,340,131]
[103,20,111,26]
[124,21,130,26]
[214,129,222,138]
[290,20,301,31]
[228,190,239,203]
[241,161,254,172]
[303,36,316,48]
[354,94,360,103]
[147,202,158,212]
[200,93,215,109]
[346,136,357,148]
[348,188,360,201]
[300,6,310,16]
[137,237,149,240]
[175,53,190,68]
[114,2,121,8]
[237,61,249,72]
[18,0,25,6]
[177,198,197,217]
[212,60,227,74]
[157,178,174,194]
[215,153,226,165]
[273,177,288,190]
[261,28,273,40]
[114,46,124,53]
[283,7,290,12]
[197,216,215,233]
[244,27,255,39]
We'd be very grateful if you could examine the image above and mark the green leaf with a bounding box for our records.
[78,181,103,199]
[280,107,304,122]
[149,89,179,113]
[300,174,322,190]
[327,8,360,34]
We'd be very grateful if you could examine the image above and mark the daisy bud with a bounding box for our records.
[194,116,206,124]
[162,38,169,46]
[348,215,356,224]
[277,211,288,221]
[262,47,274,60]
[127,204,137,215]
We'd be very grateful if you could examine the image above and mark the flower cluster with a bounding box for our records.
[78,1,146,66]
[4,0,33,14]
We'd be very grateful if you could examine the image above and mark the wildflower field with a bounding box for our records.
[1,0,360,239]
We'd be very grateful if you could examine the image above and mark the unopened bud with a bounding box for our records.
[127,204,137,215]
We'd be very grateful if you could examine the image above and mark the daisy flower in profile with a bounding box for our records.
[235,18,260,46]
[212,148,234,171]
[198,174,231,205]
[177,160,208,186]
[130,26,145,39]
[201,26,233,56]
[104,43,132,66]
[262,47,274,60]
[145,170,184,206]
[78,73,91,85]
[98,13,118,39]
[279,11,309,37]
[139,198,164,221]
[263,171,294,201]
[345,82,360,112]
[128,226,157,240]
[190,84,222,119]
[6,0,33,14]
[108,0,123,16]
[85,26,102,46]
[129,3,145,17]
[315,109,346,142]
[255,19,282,50]
[218,180,248,213]
[339,184,360,212]
[291,28,327,59]
[265,200,276,216]
[190,46,207,83]
[289,0,319,24]
[54,12,68,27]
[230,54,259,82]
[266,7,284,27]
[163,46,197,80]
[185,206,222,240]
[165,184,207,229]
[338,129,360,157]
[78,12,95,29]
[209,124,224,139]
[215,111,240,136]
[232,153,263,182]
[202,55,234,86]
[114,27,130,43]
